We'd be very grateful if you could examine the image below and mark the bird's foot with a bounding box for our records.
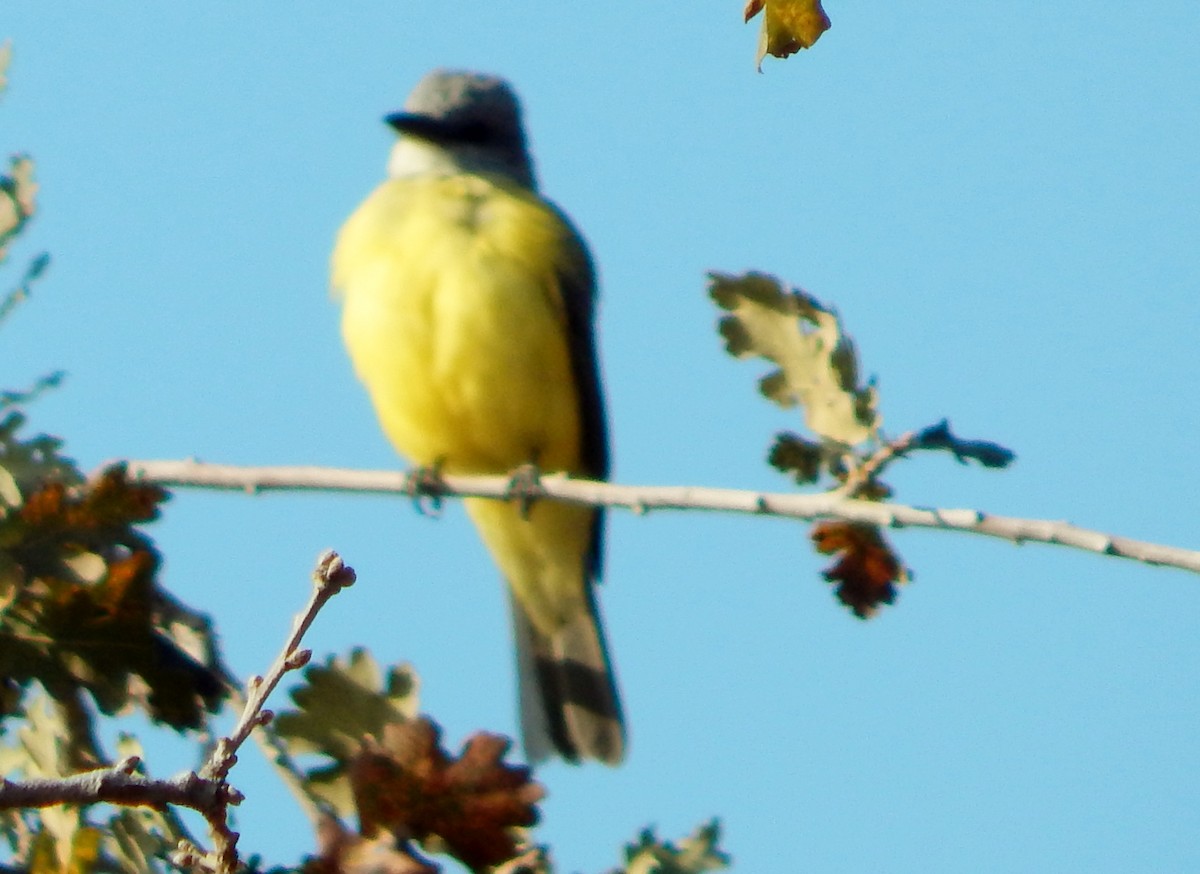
[506,462,545,520]
[403,462,446,516]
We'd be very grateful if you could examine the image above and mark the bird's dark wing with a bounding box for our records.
[551,203,609,583]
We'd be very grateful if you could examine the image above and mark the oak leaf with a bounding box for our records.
[769,431,840,485]
[0,696,101,870]
[613,819,730,874]
[350,718,544,873]
[710,272,877,447]
[0,153,38,257]
[811,521,909,618]
[0,465,226,730]
[303,815,436,874]
[274,649,420,818]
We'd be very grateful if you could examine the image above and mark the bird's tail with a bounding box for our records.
[511,586,625,764]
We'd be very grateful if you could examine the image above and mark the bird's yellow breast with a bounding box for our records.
[333,174,584,475]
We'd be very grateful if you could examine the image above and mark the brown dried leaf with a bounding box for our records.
[20,466,164,532]
[0,465,226,729]
[304,815,436,874]
[351,717,544,873]
[811,521,908,618]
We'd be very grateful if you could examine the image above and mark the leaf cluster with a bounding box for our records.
[1,460,227,731]
[0,416,231,873]
[277,651,540,873]
[273,651,728,874]
[1,716,197,874]
[612,821,729,874]
[711,272,1014,617]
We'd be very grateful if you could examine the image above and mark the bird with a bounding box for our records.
[331,70,623,764]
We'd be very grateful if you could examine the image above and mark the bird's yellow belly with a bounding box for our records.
[339,185,582,476]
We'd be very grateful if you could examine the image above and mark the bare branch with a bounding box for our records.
[120,460,1200,575]
[0,550,355,874]
[201,550,355,783]
[194,550,356,874]
[0,757,224,812]
[235,684,333,829]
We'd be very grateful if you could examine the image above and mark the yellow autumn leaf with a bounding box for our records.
[28,827,102,874]
[744,0,831,70]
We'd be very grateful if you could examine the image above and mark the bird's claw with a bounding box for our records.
[404,462,446,516]
[506,462,545,520]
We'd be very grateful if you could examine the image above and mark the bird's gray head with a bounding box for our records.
[385,69,537,190]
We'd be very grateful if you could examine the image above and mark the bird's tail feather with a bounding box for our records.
[511,586,624,765]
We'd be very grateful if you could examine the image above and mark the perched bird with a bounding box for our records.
[332,70,623,764]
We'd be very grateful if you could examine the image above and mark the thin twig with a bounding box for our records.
[194,550,356,874]
[232,684,332,829]
[833,429,920,498]
[201,551,354,782]
[119,459,1200,575]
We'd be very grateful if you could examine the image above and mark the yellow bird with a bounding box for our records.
[332,70,623,764]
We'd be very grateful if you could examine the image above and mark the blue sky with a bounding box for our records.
[4,4,1199,871]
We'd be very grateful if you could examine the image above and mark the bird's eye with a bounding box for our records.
[453,120,496,145]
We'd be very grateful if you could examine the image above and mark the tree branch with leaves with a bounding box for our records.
[2,14,1194,874]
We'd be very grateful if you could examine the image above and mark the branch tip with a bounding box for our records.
[314,549,356,590]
